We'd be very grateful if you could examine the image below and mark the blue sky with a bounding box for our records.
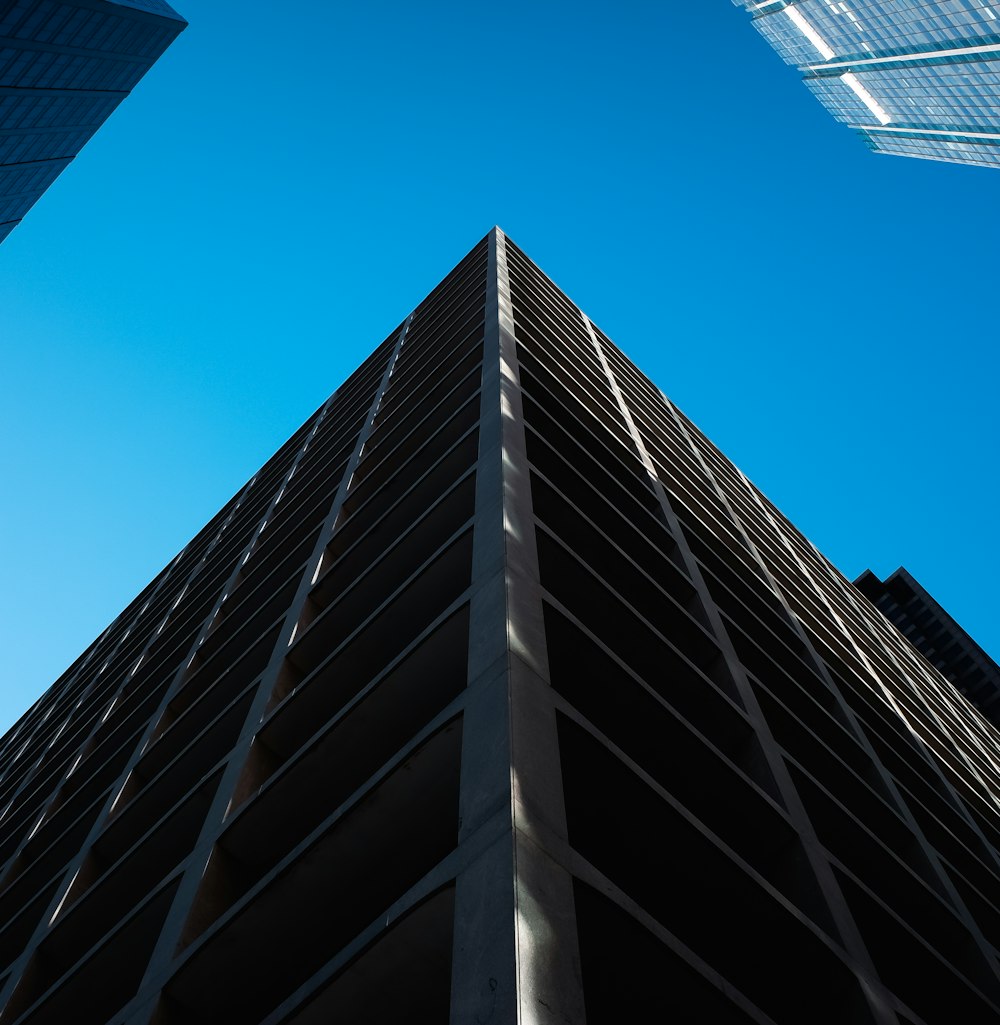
[1,1,998,733]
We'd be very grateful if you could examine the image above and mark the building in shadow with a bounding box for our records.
[0,0,185,245]
[0,229,998,1024]
[856,567,1000,728]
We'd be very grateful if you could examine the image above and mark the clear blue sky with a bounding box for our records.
[1,1,997,733]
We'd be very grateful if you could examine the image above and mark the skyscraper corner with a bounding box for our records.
[0,231,998,1023]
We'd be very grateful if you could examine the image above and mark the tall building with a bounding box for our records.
[0,0,186,245]
[856,567,1000,728]
[731,0,1000,169]
[1,229,1000,1024]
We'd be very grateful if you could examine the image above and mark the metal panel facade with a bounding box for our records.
[0,0,185,243]
[0,230,998,1023]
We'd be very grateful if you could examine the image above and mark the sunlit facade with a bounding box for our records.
[0,0,186,245]
[733,0,1000,168]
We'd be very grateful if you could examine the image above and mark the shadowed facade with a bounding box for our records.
[0,0,185,245]
[856,567,1000,728]
[0,230,998,1023]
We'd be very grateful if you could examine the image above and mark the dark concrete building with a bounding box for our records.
[856,567,1000,729]
[0,0,185,245]
[1,230,999,1024]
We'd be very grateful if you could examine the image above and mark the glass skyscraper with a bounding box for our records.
[0,0,186,245]
[732,0,1000,168]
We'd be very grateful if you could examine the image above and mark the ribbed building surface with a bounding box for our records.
[0,0,185,245]
[732,0,1000,168]
[1,229,999,1024]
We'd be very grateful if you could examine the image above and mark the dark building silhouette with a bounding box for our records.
[856,567,1000,728]
[1,229,1000,1024]
[0,0,185,245]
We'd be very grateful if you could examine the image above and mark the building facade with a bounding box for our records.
[856,567,1000,728]
[0,230,999,1023]
[0,0,185,245]
[732,0,1000,169]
